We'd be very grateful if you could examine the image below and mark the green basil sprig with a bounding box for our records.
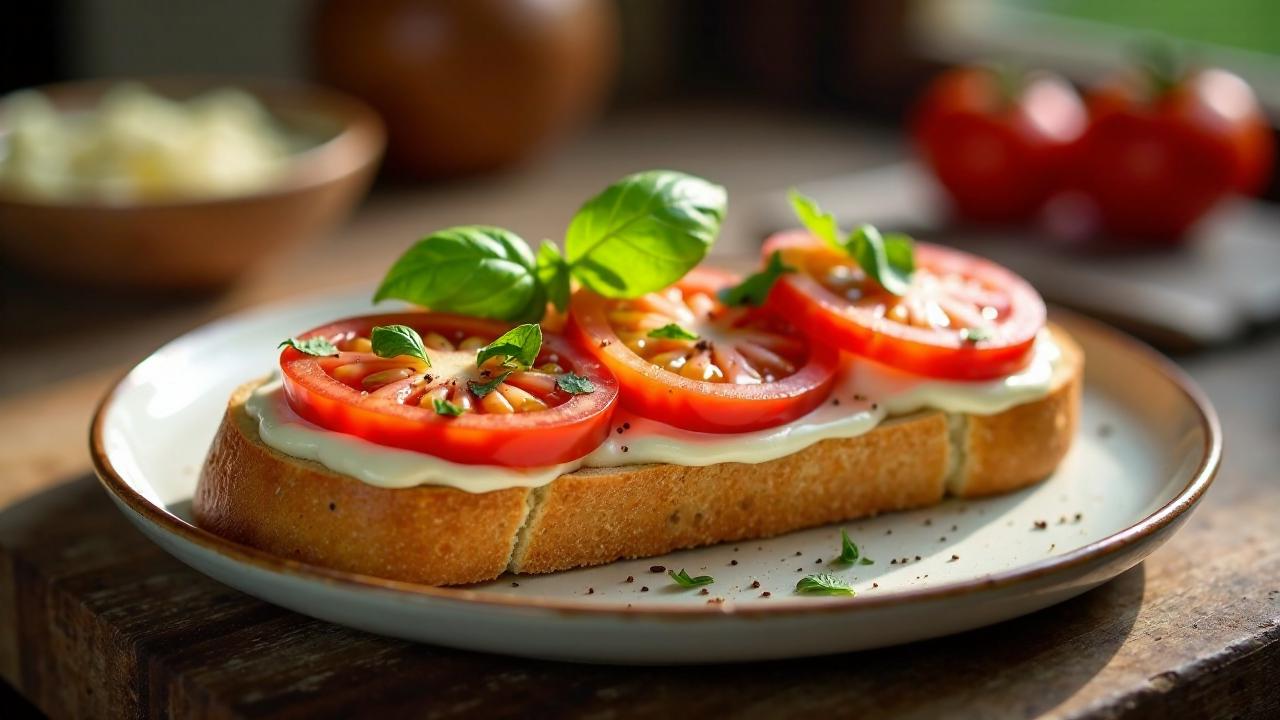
[719,250,794,308]
[794,573,855,597]
[558,170,727,300]
[837,528,874,566]
[648,323,699,341]
[374,226,547,323]
[374,170,727,322]
[468,371,510,398]
[370,324,431,366]
[432,398,465,416]
[475,323,542,369]
[788,190,914,296]
[556,372,596,395]
[279,337,338,357]
[668,569,715,588]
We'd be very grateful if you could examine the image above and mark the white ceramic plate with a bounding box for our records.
[92,289,1220,664]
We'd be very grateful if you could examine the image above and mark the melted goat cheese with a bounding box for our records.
[246,331,1061,493]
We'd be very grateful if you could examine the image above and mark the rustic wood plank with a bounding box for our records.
[0,469,1276,720]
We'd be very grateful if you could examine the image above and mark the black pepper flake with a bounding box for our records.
[699,588,709,595]
[891,559,898,565]
[795,551,803,556]
[621,446,629,453]
[796,567,803,572]
[885,529,893,535]
[871,403,879,410]
[734,547,740,552]
[730,559,739,566]
[1074,512,1083,522]
[640,586,649,592]
[815,558,822,564]
[914,555,921,561]
[599,339,611,348]
[924,519,933,526]
[872,582,879,588]
[587,588,595,595]
[853,393,867,401]
[694,339,710,352]
[707,598,724,605]
[750,580,761,589]
[939,536,947,542]
[832,398,840,406]
[625,575,635,583]
[423,374,433,383]
[649,565,665,573]
[761,591,772,598]
[949,554,959,562]
[328,502,336,511]
[616,426,624,434]
[1033,520,1048,530]
[623,422,631,430]
[951,524,958,531]
[511,582,520,587]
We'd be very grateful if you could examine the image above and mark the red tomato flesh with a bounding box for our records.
[763,232,1045,381]
[566,269,839,433]
[280,312,618,467]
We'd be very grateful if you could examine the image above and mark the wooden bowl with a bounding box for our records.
[0,78,385,291]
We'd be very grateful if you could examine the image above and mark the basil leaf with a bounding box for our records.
[788,190,915,297]
[373,225,546,323]
[668,569,714,588]
[838,529,859,563]
[848,225,914,297]
[536,240,572,312]
[564,170,726,298]
[432,398,466,417]
[475,323,542,369]
[794,573,855,596]
[836,529,874,565]
[788,189,842,251]
[718,250,794,307]
[647,323,699,341]
[468,371,510,398]
[370,325,431,366]
[556,372,596,395]
[279,337,338,357]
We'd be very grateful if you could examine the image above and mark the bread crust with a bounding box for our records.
[194,325,1082,586]
[194,383,532,585]
[952,325,1083,497]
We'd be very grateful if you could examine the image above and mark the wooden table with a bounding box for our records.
[2,106,1277,719]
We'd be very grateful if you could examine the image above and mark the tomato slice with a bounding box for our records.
[566,269,839,433]
[763,232,1045,380]
[279,312,618,467]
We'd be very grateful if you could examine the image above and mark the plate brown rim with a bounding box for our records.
[89,309,1221,619]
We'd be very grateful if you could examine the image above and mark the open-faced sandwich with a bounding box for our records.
[195,171,1081,586]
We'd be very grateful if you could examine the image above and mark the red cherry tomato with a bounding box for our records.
[763,232,1046,381]
[280,312,617,467]
[1075,67,1273,241]
[566,269,839,433]
[913,66,1086,223]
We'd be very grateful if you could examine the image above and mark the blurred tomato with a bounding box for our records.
[1074,66,1273,242]
[912,66,1086,223]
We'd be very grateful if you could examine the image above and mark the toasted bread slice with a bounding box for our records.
[194,325,1082,586]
